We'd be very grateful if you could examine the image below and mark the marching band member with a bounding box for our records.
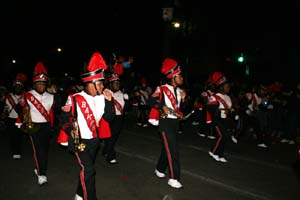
[196,75,216,139]
[21,62,55,185]
[102,62,129,164]
[207,72,235,163]
[148,58,186,189]
[4,73,27,159]
[57,52,115,200]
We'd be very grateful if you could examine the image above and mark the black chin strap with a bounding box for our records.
[93,82,99,95]
[172,76,178,87]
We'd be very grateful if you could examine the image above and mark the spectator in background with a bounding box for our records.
[281,82,300,144]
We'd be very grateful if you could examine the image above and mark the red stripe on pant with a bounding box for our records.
[29,136,40,174]
[212,126,222,154]
[75,152,88,200]
[161,131,174,179]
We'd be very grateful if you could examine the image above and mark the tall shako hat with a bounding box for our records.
[108,62,124,82]
[33,62,48,83]
[80,52,108,83]
[14,73,28,86]
[210,71,227,86]
[161,58,182,79]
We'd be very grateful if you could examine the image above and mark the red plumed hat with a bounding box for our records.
[108,63,123,82]
[269,82,283,93]
[14,73,27,86]
[33,62,48,83]
[161,58,182,79]
[108,73,120,82]
[113,63,124,76]
[81,52,108,83]
[210,71,227,86]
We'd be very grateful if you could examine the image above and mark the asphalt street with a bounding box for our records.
[0,111,300,200]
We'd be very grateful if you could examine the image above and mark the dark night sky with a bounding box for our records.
[0,1,164,78]
[1,1,300,84]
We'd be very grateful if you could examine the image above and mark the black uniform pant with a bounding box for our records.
[102,115,123,161]
[255,110,270,144]
[157,118,181,180]
[210,119,229,157]
[75,138,100,200]
[29,122,51,176]
[7,118,24,156]
[137,105,149,125]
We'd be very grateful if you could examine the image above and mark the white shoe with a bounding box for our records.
[197,132,206,137]
[280,139,289,143]
[12,154,21,159]
[74,194,83,200]
[167,179,183,188]
[219,157,228,163]
[208,151,220,161]
[38,175,48,186]
[108,159,118,164]
[34,169,38,176]
[257,143,268,148]
[154,169,166,178]
[192,121,199,125]
[231,136,238,144]
[289,140,295,145]
[207,135,216,139]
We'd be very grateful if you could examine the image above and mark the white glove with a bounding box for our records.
[124,93,129,100]
[235,115,240,120]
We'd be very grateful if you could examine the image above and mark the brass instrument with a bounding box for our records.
[160,107,195,121]
[160,107,183,119]
[22,107,39,134]
[72,118,87,152]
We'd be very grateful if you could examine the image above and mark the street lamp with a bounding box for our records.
[172,22,180,28]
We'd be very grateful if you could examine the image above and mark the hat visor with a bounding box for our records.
[81,69,105,83]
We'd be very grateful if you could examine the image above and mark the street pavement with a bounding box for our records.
[0,111,300,200]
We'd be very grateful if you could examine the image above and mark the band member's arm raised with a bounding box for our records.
[102,89,115,122]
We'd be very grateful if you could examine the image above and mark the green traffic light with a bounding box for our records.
[238,56,244,63]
